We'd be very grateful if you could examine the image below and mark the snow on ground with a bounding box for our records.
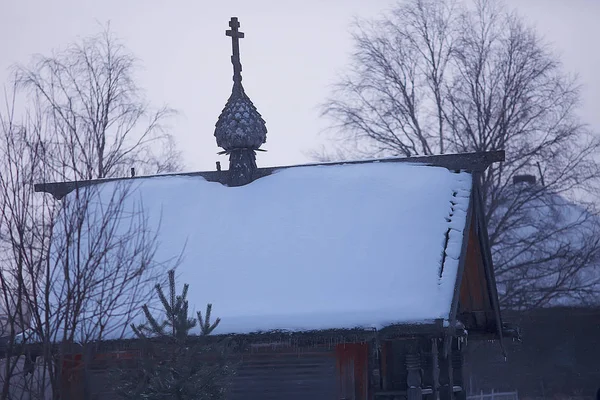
[81,162,473,336]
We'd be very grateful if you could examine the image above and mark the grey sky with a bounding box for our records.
[1,0,599,172]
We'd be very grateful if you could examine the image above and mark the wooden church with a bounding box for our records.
[35,17,513,400]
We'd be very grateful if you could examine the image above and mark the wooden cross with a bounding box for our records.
[226,17,244,84]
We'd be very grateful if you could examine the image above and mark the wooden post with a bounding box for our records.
[439,338,454,400]
[432,339,440,400]
[380,341,390,392]
[420,338,439,400]
[406,347,423,400]
[452,338,466,400]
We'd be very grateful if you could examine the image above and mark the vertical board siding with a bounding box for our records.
[336,343,369,400]
[229,350,337,400]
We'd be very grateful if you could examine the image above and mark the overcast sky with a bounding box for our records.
[1,0,599,172]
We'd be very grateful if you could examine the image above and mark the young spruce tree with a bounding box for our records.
[116,269,232,400]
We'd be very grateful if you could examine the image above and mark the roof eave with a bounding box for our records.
[447,185,475,331]
[34,150,506,199]
[471,174,506,347]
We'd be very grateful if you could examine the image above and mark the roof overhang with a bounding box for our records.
[34,151,505,200]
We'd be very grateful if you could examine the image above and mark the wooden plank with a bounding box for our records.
[336,343,370,400]
[439,339,454,400]
[380,341,390,391]
[472,178,505,343]
[452,338,466,400]
[431,339,440,400]
[35,151,505,198]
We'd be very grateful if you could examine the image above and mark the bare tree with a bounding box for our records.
[0,88,50,400]
[322,0,600,309]
[0,87,175,399]
[13,25,182,182]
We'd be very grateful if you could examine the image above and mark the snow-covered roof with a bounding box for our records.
[80,162,473,336]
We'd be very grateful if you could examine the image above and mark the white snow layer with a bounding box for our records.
[85,163,473,336]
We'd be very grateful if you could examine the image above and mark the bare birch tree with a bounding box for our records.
[13,26,182,181]
[322,0,600,309]
[0,86,175,399]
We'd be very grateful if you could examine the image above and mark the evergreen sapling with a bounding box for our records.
[115,269,232,400]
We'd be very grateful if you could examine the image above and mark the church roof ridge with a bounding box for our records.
[34,151,504,199]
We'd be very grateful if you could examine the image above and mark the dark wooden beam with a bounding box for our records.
[34,151,505,199]
[260,150,505,174]
[472,176,506,347]
[452,338,466,400]
[439,338,454,400]
[431,339,440,400]
[380,341,390,392]
[33,170,229,199]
